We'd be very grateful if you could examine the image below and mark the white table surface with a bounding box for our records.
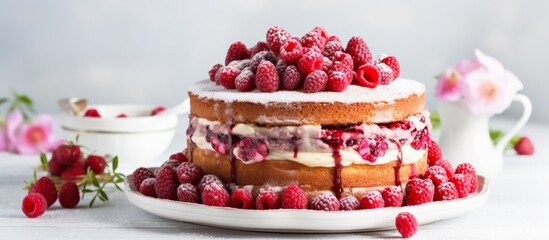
[1,117,548,239]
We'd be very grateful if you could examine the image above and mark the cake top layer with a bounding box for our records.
[188,78,425,104]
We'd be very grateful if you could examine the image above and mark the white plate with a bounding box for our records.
[124,175,489,233]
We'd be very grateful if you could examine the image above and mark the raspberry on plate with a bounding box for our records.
[455,163,478,193]
[59,181,80,209]
[255,190,280,210]
[405,178,434,206]
[303,70,328,93]
[139,178,157,198]
[422,166,449,186]
[54,144,81,166]
[176,162,203,185]
[198,174,224,193]
[225,41,250,65]
[339,195,360,211]
[154,166,179,200]
[28,176,57,208]
[449,173,470,198]
[150,106,166,116]
[434,182,459,201]
[427,140,442,166]
[382,186,403,207]
[201,184,229,207]
[177,183,199,203]
[132,167,155,190]
[48,158,66,176]
[230,188,254,209]
[360,191,385,209]
[310,192,339,211]
[395,212,418,238]
[61,165,85,179]
[514,136,534,155]
[434,159,454,179]
[160,159,182,171]
[22,193,47,218]
[345,36,373,70]
[256,61,280,92]
[84,108,101,117]
[280,184,307,209]
[169,151,188,162]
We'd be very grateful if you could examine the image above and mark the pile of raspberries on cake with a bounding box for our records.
[208,26,400,93]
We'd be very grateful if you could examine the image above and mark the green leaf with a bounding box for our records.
[89,196,97,208]
[112,156,119,172]
[113,183,123,192]
[17,95,34,110]
[75,134,80,145]
[82,189,94,193]
[0,98,8,106]
[40,153,48,170]
[98,190,109,201]
[430,112,441,131]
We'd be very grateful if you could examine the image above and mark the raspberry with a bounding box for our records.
[358,137,389,163]
[256,61,280,92]
[298,50,323,75]
[465,173,478,193]
[376,63,394,85]
[326,71,349,92]
[132,167,155,190]
[22,193,47,218]
[379,55,400,80]
[48,158,65,176]
[301,31,326,50]
[61,165,85,179]
[84,108,101,117]
[339,195,360,211]
[198,174,224,193]
[209,133,230,155]
[237,137,268,163]
[434,182,458,201]
[455,163,478,193]
[117,114,127,118]
[449,174,470,198]
[59,181,80,208]
[235,68,256,92]
[208,64,223,81]
[151,106,165,115]
[176,162,203,185]
[154,166,179,200]
[395,212,418,239]
[230,188,254,209]
[303,70,328,93]
[327,35,341,43]
[345,36,373,70]
[279,38,303,64]
[312,26,329,42]
[434,159,454,179]
[255,190,280,210]
[139,178,157,198]
[282,65,303,90]
[54,144,81,166]
[160,159,182,171]
[227,59,251,70]
[281,184,307,209]
[249,41,269,56]
[322,57,333,73]
[360,191,385,209]
[381,186,403,207]
[411,129,430,150]
[422,166,448,186]
[405,178,434,206]
[427,140,442,165]
[250,51,277,72]
[266,26,290,55]
[86,155,106,174]
[201,184,230,207]
[225,41,250,65]
[356,64,379,88]
[514,136,534,155]
[218,66,241,89]
[177,183,199,203]
[275,58,288,77]
[169,151,188,162]
[322,41,344,60]
[28,177,57,208]
[310,192,339,211]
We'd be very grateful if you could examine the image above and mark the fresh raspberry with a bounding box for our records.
[322,41,344,60]
[275,58,288,77]
[395,212,418,239]
[455,163,478,193]
[376,63,394,85]
[301,31,326,50]
[379,55,400,80]
[312,26,329,42]
[84,108,101,117]
[61,165,85,179]
[256,61,280,92]
[198,174,224,193]
[331,51,354,71]
[279,38,303,64]
[282,65,303,90]
[434,159,454,179]
[169,151,188,162]
[422,166,448,186]
[322,57,333,73]
[297,50,323,75]
[249,41,270,56]
[250,51,277,72]
[132,167,155,190]
[151,106,166,115]
[381,186,404,207]
[54,144,81,166]
[280,184,307,209]
[514,136,534,155]
[177,183,199,203]
[225,41,250,65]
[449,174,470,198]
[154,166,179,200]
[427,140,442,165]
[48,159,66,176]
[208,63,223,81]
[28,177,57,208]
[434,182,458,201]
[303,70,328,93]
[59,181,80,208]
[235,68,256,92]
[255,190,280,210]
[176,162,203,185]
[327,35,341,43]
[405,178,434,206]
[266,26,290,55]
[237,137,268,163]
[411,129,430,150]
[326,71,349,92]
[345,36,373,70]
[160,159,182,171]
[230,188,254,209]
[139,178,157,198]
[201,184,230,207]
[338,195,360,211]
[356,64,379,88]
[22,193,47,218]
[209,133,230,155]
[117,114,127,118]
[85,155,106,174]
[310,192,339,211]
[358,137,389,163]
[465,173,478,194]
[218,66,241,89]
[360,191,385,209]
[227,59,252,70]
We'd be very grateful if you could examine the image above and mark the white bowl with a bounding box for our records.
[60,104,178,168]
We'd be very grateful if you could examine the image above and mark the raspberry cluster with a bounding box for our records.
[209,26,400,93]
[22,177,81,218]
[47,144,107,179]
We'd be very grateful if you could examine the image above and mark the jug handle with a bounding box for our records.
[495,94,532,154]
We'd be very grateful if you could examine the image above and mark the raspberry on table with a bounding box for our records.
[434,182,459,201]
[514,136,534,155]
[176,162,204,185]
[177,183,199,203]
[310,192,339,211]
[395,212,418,238]
[61,165,85,179]
[360,191,385,209]
[54,144,81,166]
[198,174,224,193]
[28,177,57,208]
[256,61,280,92]
[298,50,323,75]
[282,65,303,90]
[86,155,106,174]
[22,193,47,218]
[356,64,380,88]
[225,41,250,65]
[345,36,373,70]
[427,140,442,165]
[208,64,223,81]
[405,178,434,206]
[379,54,400,80]
[132,167,155,190]
[230,188,254,209]
[449,173,470,198]
[218,66,241,90]
[48,158,66,176]
[382,186,403,207]
[201,184,229,207]
[235,68,256,92]
[169,151,188,162]
[303,70,328,93]
[59,181,80,209]
[266,26,290,55]
[434,159,454,179]
[255,190,280,210]
[139,178,157,198]
[422,166,449,186]
[154,166,179,200]
[339,195,360,211]
[279,38,304,64]
[280,184,307,209]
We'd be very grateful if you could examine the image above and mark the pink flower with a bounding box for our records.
[436,68,463,101]
[0,126,7,151]
[3,111,62,154]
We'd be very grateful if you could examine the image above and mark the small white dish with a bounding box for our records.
[124,174,489,233]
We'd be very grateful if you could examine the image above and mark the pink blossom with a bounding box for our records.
[0,126,7,151]
[3,111,62,154]
[436,68,464,101]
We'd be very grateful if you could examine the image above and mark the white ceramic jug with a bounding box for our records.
[438,94,532,179]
